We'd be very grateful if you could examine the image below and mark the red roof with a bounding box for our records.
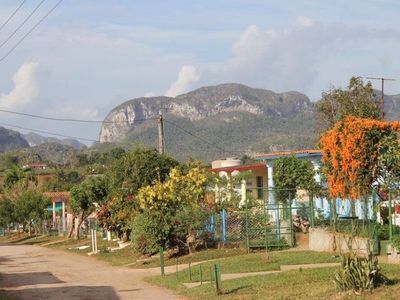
[43,191,70,201]
[255,149,321,158]
[210,163,266,173]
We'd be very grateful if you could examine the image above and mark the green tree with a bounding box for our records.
[0,199,14,229]
[134,166,210,254]
[107,147,178,195]
[68,176,108,239]
[377,133,400,195]
[315,77,382,132]
[273,156,319,203]
[99,147,178,239]
[13,189,50,235]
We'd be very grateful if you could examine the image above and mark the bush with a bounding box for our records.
[130,211,161,256]
[333,252,388,293]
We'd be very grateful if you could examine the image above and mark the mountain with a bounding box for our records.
[23,132,86,150]
[99,83,316,161]
[3,142,78,166]
[100,83,400,162]
[0,127,29,153]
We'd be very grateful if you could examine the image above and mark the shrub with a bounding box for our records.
[130,211,161,256]
[333,252,388,293]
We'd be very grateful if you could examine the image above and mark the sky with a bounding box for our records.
[0,0,399,143]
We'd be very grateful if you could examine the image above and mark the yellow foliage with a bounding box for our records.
[138,166,209,210]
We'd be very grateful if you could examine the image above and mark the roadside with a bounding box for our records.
[0,243,183,300]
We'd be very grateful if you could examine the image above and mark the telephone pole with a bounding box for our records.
[158,112,165,154]
[366,77,396,118]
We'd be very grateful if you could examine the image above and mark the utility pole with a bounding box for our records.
[366,77,396,119]
[158,112,165,154]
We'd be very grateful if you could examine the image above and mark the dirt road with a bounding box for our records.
[0,243,183,300]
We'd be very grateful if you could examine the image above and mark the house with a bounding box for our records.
[210,158,267,203]
[44,191,71,232]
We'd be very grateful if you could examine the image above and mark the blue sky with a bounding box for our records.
[0,0,399,142]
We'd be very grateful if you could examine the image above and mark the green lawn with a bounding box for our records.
[147,263,400,300]
[147,251,340,284]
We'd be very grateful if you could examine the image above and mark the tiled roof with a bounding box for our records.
[210,163,266,173]
[255,149,322,159]
[43,191,70,201]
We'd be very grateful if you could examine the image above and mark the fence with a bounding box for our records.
[205,187,388,252]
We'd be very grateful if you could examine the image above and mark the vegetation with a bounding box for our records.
[320,117,400,200]
[273,155,320,203]
[147,264,400,300]
[334,253,387,293]
[68,176,108,239]
[134,165,210,255]
[315,77,382,132]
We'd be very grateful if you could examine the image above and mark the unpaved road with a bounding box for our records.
[0,243,183,300]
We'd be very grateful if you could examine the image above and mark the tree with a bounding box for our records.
[0,199,14,230]
[377,134,400,195]
[99,147,178,239]
[68,176,108,239]
[3,166,30,190]
[107,147,178,195]
[320,117,400,200]
[315,77,382,132]
[13,189,50,235]
[134,166,210,254]
[273,156,319,203]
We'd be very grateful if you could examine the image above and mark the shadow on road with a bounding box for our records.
[4,285,121,300]
[0,272,64,288]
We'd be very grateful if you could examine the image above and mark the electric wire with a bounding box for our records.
[0,0,27,33]
[0,0,64,63]
[164,119,238,155]
[0,121,98,143]
[0,108,158,124]
[0,0,46,50]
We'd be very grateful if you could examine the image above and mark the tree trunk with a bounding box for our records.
[351,200,356,234]
[330,198,337,233]
[74,213,85,240]
[67,215,76,238]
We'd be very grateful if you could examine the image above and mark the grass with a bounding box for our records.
[147,250,340,285]
[147,263,400,300]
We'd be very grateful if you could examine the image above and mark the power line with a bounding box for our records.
[0,108,158,124]
[164,119,238,156]
[0,0,46,51]
[0,0,27,33]
[0,0,64,63]
[0,121,98,143]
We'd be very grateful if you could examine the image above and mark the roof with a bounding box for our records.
[255,149,322,161]
[210,163,266,173]
[43,191,70,201]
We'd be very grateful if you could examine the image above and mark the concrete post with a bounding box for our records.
[52,201,56,227]
[62,201,66,233]
[107,231,111,241]
[226,174,232,202]
[267,162,274,205]
[311,159,323,209]
[240,179,246,207]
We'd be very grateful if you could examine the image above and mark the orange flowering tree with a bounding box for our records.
[320,116,400,200]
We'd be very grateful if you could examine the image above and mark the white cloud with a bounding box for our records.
[297,16,314,27]
[0,62,39,109]
[165,65,200,97]
[201,21,400,98]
